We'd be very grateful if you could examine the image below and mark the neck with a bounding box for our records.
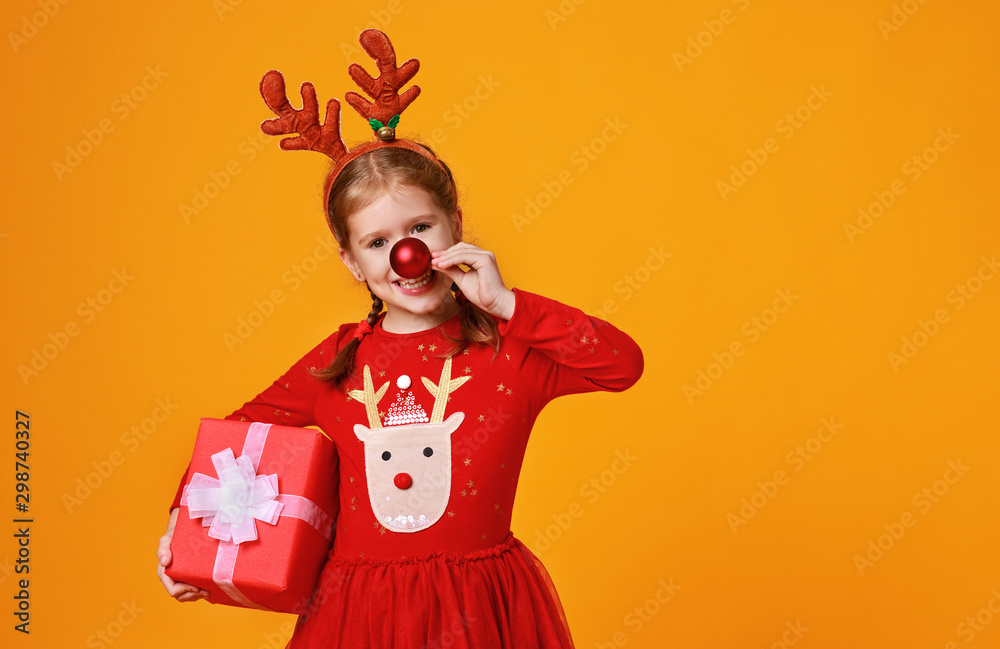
[381,296,462,334]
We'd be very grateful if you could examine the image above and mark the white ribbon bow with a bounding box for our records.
[185,447,283,544]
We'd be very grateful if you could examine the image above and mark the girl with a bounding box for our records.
[157,30,643,649]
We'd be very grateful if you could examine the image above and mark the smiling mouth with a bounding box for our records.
[395,269,434,289]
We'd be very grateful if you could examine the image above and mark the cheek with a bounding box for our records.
[359,251,391,278]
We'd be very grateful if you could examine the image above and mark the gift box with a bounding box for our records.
[166,418,338,613]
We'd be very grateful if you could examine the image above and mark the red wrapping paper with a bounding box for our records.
[166,418,339,614]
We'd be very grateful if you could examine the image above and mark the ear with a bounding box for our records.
[339,247,363,281]
[353,424,372,443]
[451,207,464,242]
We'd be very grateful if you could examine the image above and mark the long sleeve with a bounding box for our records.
[498,288,644,404]
[168,326,351,512]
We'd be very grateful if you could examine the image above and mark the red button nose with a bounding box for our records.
[394,473,413,489]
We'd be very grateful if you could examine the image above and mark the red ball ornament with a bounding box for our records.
[389,237,432,279]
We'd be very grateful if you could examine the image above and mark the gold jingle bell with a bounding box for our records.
[376,126,395,142]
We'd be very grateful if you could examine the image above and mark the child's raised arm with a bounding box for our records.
[431,241,643,402]
[498,288,644,402]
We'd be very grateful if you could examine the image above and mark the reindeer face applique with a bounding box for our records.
[349,358,469,533]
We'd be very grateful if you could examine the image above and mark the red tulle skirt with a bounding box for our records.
[286,533,575,649]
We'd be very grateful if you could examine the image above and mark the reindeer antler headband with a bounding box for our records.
[259,29,447,212]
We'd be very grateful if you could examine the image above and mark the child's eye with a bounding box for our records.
[413,223,429,234]
[369,238,387,249]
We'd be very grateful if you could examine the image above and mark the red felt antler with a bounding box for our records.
[259,70,348,162]
[345,29,421,126]
[259,30,446,211]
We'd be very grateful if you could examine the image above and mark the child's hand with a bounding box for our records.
[157,508,211,602]
[432,243,516,321]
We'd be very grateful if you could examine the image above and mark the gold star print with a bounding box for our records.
[467,480,475,488]
[284,383,290,389]
[521,417,527,423]
[345,395,352,402]
[379,410,385,419]
[613,349,619,355]
[447,511,455,517]
[240,416,247,421]
[461,490,467,497]
[482,532,486,541]
[417,344,425,351]
[463,349,470,354]
[471,489,478,496]
[592,337,599,344]
[379,371,385,377]
[494,504,501,511]
[350,477,355,482]
[499,463,505,469]
[580,337,587,344]
[589,348,595,354]
[379,527,386,535]
[505,354,511,361]
[422,355,429,361]
[566,320,572,325]
[478,414,485,422]
[506,389,513,396]
[464,458,471,466]
[336,416,341,422]
[429,343,437,351]
[496,383,505,392]
[464,366,472,374]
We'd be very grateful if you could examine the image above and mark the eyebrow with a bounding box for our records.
[356,214,438,246]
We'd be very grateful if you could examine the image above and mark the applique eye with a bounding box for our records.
[423,447,433,457]
[382,451,391,461]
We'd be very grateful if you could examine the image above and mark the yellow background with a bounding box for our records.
[3,1,998,647]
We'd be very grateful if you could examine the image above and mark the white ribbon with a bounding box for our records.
[185,448,283,544]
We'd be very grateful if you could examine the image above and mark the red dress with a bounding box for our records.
[169,289,643,648]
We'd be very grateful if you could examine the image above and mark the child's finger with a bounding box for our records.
[432,242,487,261]
[160,568,210,601]
[432,264,465,287]
[156,535,172,566]
[433,247,494,270]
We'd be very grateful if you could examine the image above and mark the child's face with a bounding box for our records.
[339,184,462,318]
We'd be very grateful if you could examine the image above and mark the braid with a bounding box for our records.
[440,291,501,359]
[366,288,384,326]
[310,288,384,388]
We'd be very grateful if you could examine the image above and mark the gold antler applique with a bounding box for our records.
[348,365,389,428]
[421,358,471,424]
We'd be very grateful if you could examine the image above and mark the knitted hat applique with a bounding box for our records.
[384,382,430,426]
